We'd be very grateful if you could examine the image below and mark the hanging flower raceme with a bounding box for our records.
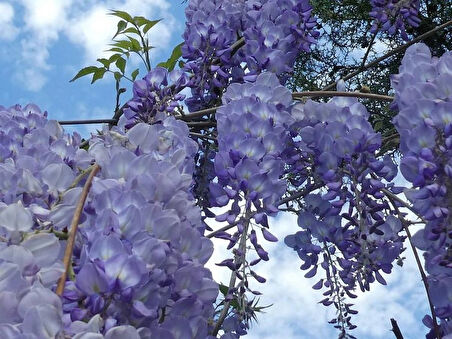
[369,0,421,40]
[392,43,452,338]
[0,104,219,338]
[182,0,246,111]
[242,0,319,78]
[120,67,190,128]
[211,72,293,219]
[209,73,293,337]
[0,104,90,338]
[58,117,218,338]
[182,0,319,111]
[284,86,404,332]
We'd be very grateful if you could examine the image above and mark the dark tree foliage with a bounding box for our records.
[288,0,452,154]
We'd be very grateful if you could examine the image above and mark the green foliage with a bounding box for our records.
[288,0,452,154]
[157,43,183,71]
[69,9,164,85]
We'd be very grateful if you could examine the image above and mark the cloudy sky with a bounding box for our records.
[1,1,430,338]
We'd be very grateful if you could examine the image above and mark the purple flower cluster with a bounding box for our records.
[182,0,318,111]
[121,67,190,128]
[57,117,218,338]
[0,104,219,337]
[209,73,293,337]
[392,43,452,337]
[242,0,318,77]
[369,0,421,40]
[284,89,404,331]
[0,104,90,338]
[211,72,293,217]
[182,0,246,111]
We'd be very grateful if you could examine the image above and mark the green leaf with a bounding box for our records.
[114,72,122,82]
[112,20,127,39]
[96,58,111,68]
[131,68,139,81]
[106,47,125,53]
[122,27,139,35]
[115,57,126,74]
[374,120,384,131]
[110,40,132,50]
[229,299,240,310]
[133,16,149,26]
[127,36,141,52]
[70,66,99,82]
[108,53,121,63]
[157,42,183,71]
[219,284,229,296]
[108,10,133,23]
[142,19,161,34]
[91,68,107,84]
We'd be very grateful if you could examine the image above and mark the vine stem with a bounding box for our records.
[292,91,393,102]
[59,91,394,126]
[56,164,101,296]
[384,191,441,339]
[211,208,251,336]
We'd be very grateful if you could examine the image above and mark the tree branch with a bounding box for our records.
[322,20,452,91]
[390,318,404,339]
[56,164,101,296]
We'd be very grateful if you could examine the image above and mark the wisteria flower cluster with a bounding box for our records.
[392,43,452,338]
[242,0,318,77]
[284,88,404,330]
[369,0,421,40]
[0,104,220,338]
[58,117,218,338]
[208,72,293,337]
[182,0,246,111]
[0,104,89,338]
[121,67,190,128]
[182,0,318,111]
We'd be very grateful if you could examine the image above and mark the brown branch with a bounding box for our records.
[189,132,217,141]
[58,90,395,126]
[384,191,441,339]
[292,91,394,102]
[360,30,378,70]
[59,119,118,125]
[390,318,404,339]
[56,164,101,296]
[322,20,452,91]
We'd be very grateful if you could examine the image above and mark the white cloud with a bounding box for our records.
[0,2,19,41]
[12,0,180,91]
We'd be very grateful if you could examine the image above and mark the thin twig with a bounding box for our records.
[390,318,404,339]
[385,192,441,339]
[59,119,118,125]
[211,208,251,336]
[380,187,426,224]
[322,20,452,91]
[360,30,378,70]
[189,132,217,141]
[56,164,101,296]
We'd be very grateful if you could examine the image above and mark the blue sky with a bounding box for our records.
[1,1,431,338]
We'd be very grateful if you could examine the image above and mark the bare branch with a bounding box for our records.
[56,164,101,296]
